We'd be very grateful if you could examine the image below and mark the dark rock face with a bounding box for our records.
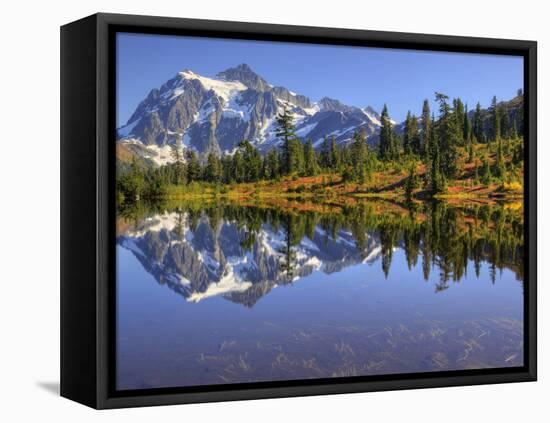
[216,63,271,92]
[303,108,381,147]
[319,97,351,112]
[126,77,207,147]
[271,86,312,109]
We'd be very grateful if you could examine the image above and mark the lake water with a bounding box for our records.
[116,200,524,390]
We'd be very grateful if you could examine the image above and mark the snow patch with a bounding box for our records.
[186,271,252,303]
[304,256,323,270]
[142,144,174,166]
[197,100,216,123]
[295,122,318,138]
[326,126,357,140]
[186,254,253,303]
[303,104,320,116]
[362,109,382,126]
[222,94,253,122]
[255,115,278,145]
[300,237,320,251]
[363,246,382,264]
[179,70,247,104]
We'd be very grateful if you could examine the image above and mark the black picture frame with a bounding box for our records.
[61,12,537,409]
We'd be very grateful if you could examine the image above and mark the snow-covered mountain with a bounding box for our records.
[117,64,385,165]
[117,211,381,307]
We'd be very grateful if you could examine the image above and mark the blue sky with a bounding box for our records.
[116,32,523,126]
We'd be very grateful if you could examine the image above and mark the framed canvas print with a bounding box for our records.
[60,13,537,409]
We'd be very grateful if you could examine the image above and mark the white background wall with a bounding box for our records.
[0,0,546,420]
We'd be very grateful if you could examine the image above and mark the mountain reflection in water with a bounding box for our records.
[116,199,524,390]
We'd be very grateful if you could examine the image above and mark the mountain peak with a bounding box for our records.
[217,63,270,91]
[221,63,255,74]
[319,97,348,112]
[363,105,379,116]
[178,69,196,78]
[235,63,253,71]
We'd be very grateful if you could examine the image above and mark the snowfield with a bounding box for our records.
[179,69,247,103]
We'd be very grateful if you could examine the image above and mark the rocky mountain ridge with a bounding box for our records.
[117,64,384,165]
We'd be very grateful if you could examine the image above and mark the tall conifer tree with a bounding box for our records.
[275,107,297,174]
[303,139,319,176]
[491,95,501,141]
[421,99,431,160]
[463,104,471,143]
[403,111,413,155]
[379,104,393,160]
[185,150,201,182]
[473,102,484,142]
[329,136,340,169]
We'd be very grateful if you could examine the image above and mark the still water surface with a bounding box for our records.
[116,200,524,390]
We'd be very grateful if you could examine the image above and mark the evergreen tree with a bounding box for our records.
[238,140,262,181]
[500,105,510,139]
[344,144,356,168]
[495,136,506,179]
[510,118,518,139]
[435,92,460,178]
[453,98,465,143]
[287,138,305,175]
[186,150,201,182]
[329,136,340,169]
[422,112,438,191]
[117,157,145,201]
[467,133,475,163]
[430,141,445,194]
[320,136,330,168]
[378,104,393,160]
[169,137,185,184]
[481,152,492,185]
[351,130,367,184]
[275,107,298,174]
[341,166,354,184]
[365,146,374,182]
[405,163,419,201]
[264,148,280,180]
[232,150,245,182]
[381,105,400,161]
[205,152,221,183]
[474,158,480,185]
[221,154,233,183]
[491,95,501,141]
[512,137,524,165]
[473,102,484,142]
[303,139,319,176]
[410,115,421,155]
[421,99,431,160]
[463,104,471,143]
[403,112,420,156]
[403,111,413,155]
[516,103,524,136]
[389,130,400,161]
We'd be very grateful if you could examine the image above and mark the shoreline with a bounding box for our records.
[153,191,523,201]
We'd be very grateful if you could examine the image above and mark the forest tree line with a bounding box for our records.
[117,91,524,201]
